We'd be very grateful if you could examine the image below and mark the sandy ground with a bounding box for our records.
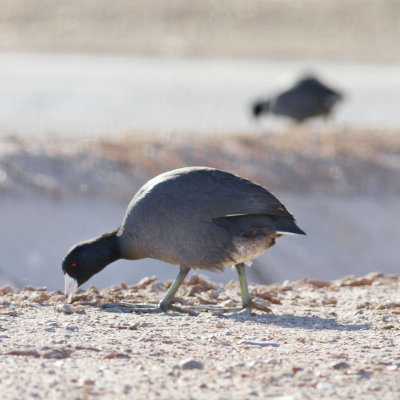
[0,273,399,399]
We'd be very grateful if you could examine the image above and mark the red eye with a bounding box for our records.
[72,263,77,268]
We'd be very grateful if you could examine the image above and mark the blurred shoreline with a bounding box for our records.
[1,0,398,62]
[2,128,400,198]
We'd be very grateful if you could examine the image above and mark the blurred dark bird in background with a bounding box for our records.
[252,75,344,123]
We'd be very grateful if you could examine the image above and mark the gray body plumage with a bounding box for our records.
[62,166,305,312]
[117,167,304,270]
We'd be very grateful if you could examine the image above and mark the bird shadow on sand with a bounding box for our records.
[223,312,371,332]
[100,302,370,332]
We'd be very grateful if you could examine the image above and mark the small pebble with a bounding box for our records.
[247,360,260,368]
[180,358,204,370]
[74,306,86,315]
[332,361,350,370]
[42,349,72,359]
[123,384,132,394]
[65,325,78,332]
[316,382,334,390]
[57,304,73,315]
[1,311,18,317]
[0,285,14,295]
[215,321,225,328]
[54,360,64,367]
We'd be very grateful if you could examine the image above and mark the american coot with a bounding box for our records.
[252,75,343,122]
[63,166,305,313]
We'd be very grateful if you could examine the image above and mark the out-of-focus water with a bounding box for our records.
[2,194,399,290]
[0,53,399,137]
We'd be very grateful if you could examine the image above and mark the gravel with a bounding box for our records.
[0,272,399,399]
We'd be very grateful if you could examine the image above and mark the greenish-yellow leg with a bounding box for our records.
[102,264,271,314]
[158,266,189,311]
[102,266,191,314]
[236,262,272,313]
[236,262,251,308]
[192,263,271,314]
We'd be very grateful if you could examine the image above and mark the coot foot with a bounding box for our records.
[102,264,272,315]
[190,305,243,314]
[102,302,162,313]
[102,301,197,315]
[191,301,271,314]
[240,300,272,313]
[237,263,272,313]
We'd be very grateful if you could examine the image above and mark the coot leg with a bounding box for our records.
[158,266,190,311]
[104,263,271,314]
[102,267,192,314]
[192,264,254,314]
[236,263,251,308]
[191,263,271,314]
[236,263,272,313]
